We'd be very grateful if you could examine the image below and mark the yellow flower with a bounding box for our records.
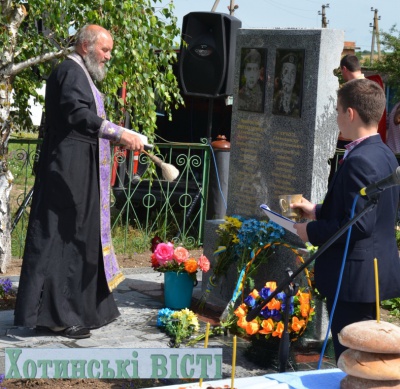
[265,281,277,291]
[232,235,239,244]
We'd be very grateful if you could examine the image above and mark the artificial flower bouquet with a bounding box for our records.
[234,281,315,342]
[151,242,210,281]
[157,308,200,347]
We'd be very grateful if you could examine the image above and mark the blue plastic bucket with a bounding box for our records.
[164,271,194,309]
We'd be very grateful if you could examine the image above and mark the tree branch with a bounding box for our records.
[7,47,74,76]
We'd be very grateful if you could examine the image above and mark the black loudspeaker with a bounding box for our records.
[179,12,242,98]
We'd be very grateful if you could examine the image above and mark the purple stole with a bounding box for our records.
[68,53,124,291]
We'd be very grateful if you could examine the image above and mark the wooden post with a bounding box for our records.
[211,0,220,12]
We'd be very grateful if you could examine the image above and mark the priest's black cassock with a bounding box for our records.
[14,53,125,329]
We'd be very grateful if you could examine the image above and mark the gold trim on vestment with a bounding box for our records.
[108,272,125,291]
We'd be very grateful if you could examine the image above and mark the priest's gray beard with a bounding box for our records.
[84,47,107,82]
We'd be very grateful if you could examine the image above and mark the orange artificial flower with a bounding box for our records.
[249,289,259,299]
[291,316,306,332]
[298,291,310,305]
[300,303,311,318]
[234,303,248,318]
[272,321,284,338]
[245,320,260,335]
[237,316,248,330]
[266,298,281,311]
[184,258,198,273]
[259,319,275,335]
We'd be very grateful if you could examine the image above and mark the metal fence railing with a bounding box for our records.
[9,138,211,257]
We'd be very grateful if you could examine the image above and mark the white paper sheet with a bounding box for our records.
[260,204,298,235]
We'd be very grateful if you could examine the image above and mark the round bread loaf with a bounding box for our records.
[338,349,400,380]
[341,375,400,389]
[338,320,400,353]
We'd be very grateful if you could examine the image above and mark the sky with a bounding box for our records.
[161,0,399,52]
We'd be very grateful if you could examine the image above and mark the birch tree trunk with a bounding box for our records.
[0,171,13,272]
[0,2,27,272]
[0,3,69,271]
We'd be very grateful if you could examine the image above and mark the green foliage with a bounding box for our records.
[381,298,400,319]
[396,226,400,249]
[374,25,400,102]
[2,0,184,139]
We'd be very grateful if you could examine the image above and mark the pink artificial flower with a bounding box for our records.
[154,242,174,266]
[173,247,189,264]
[198,254,210,272]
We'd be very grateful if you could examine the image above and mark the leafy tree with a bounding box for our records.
[0,0,184,271]
[374,25,400,101]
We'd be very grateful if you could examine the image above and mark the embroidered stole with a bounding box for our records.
[68,53,124,291]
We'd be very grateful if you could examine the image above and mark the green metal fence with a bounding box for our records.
[9,138,211,257]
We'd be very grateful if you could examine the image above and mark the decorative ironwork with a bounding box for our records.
[9,138,211,255]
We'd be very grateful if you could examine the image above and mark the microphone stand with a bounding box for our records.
[279,268,298,372]
[246,196,379,372]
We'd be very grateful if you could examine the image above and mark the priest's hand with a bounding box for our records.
[120,131,144,152]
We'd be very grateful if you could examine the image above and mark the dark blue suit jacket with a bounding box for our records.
[307,135,400,302]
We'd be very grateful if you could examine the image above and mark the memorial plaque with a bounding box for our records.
[202,30,344,349]
[227,28,344,218]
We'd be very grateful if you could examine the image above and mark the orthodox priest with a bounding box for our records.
[14,25,144,339]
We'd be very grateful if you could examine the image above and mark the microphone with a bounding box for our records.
[359,166,400,197]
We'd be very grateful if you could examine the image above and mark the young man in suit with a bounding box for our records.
[292,78,400,362]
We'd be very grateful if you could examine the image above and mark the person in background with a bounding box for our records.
[14,25,145,339]
[386,101,400,155]
[291,79,400,362]
[339,54,365,83]
[337,55,365,148]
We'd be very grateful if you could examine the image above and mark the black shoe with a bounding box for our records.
[57,326,91,339]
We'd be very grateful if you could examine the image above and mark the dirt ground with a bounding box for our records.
[3,251,158,277]
[1,251,204,389]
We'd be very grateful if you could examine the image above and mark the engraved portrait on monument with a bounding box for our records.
[238,48,267,113]
[272,49,304,118]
